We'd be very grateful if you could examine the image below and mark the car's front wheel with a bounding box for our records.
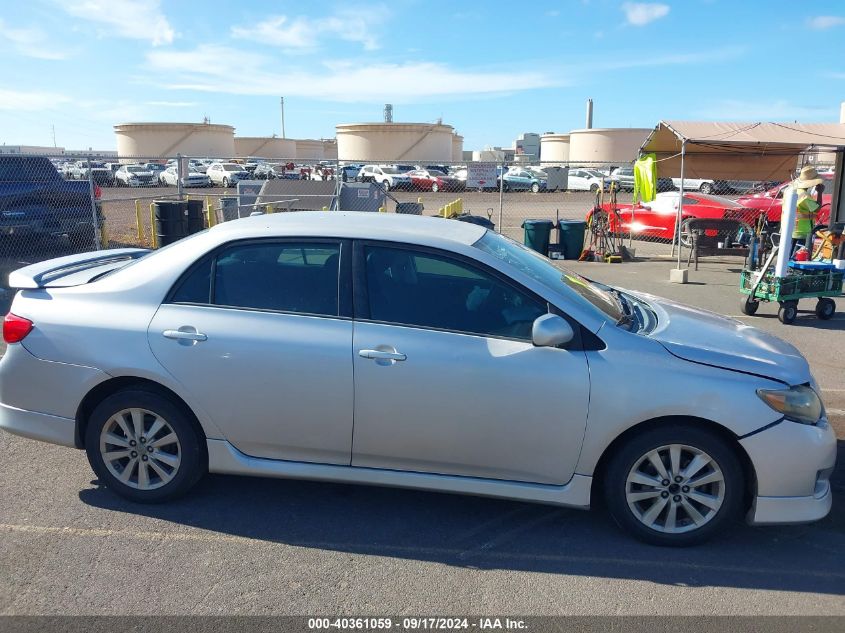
[604,424,743,546]
[85,388,205,503]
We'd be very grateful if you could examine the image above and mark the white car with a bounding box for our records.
[0,212,835,546]
[358,165,412,191]
[206,163,251,188]
[114,165,157,187]
[671,177,732,195]
[567,168,609,192]
[159,166,211,188]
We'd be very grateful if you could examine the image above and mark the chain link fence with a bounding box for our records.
[0,150,836,301]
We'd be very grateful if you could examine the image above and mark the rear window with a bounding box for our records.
[0,157,59,182]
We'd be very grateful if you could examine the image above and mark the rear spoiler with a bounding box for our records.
[8,248,150,289]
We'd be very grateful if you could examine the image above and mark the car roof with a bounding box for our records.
[209,211,487,246]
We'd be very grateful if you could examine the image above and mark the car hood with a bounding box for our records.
[630,291,810,385]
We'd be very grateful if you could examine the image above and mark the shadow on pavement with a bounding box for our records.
[79,441,845,596]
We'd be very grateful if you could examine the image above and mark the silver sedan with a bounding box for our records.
[0,212,835,545]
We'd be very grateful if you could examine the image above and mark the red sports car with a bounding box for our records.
[736,175,832,224]
[407,169,464,192]
[587,192,760,241]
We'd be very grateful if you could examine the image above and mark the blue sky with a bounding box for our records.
[1,0,844,152]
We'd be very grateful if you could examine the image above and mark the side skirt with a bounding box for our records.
[207,439,593,509]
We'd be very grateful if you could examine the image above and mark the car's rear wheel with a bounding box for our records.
[604,424,743,546]
[85,389,204,503]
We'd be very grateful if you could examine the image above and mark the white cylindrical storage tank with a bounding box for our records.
[114,122,235,160]
[567,128,651,165]
[295,139,325,160]
[234,136,296,158]
[322,139,338,160]
[451,134,463,163]
[336,122,455,162]
[540,134,570,164]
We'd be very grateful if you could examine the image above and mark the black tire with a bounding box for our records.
[589,183,599,193]
[778,300,798,324]
[431,182,439,193]
[700,182,713,194]
[223,177,230,188]
[740,296,759,316]
[603,423,744,546]
[382,180,391,191]
[815,297,835,320]
[85,388,204,503]
[530,182,540,194]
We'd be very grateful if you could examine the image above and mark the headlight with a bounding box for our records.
[756,385,823,425]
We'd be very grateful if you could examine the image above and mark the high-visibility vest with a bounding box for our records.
[792,196,819,239]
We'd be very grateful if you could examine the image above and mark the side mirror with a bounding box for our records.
[532,314,574,348]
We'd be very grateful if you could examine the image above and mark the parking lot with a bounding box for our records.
[1,257,842,616]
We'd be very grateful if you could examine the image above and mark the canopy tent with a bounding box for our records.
[641,121,845,181]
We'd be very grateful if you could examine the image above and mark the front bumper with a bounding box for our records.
[741,418,837,525]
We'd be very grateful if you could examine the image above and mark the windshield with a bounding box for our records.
[127,166,146,173]
[380,167,400,174]
[474,231,623,322]
[223,164,242,171]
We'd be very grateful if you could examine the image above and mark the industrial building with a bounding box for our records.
[114,122,236,160]
[335,122,463,163]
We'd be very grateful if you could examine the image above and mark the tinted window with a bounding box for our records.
[171,257,212,304]
[213,242,340,316]
[364,246,546,340]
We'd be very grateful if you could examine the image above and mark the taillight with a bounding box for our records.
[94,184,102,199]
[3,314,33,344]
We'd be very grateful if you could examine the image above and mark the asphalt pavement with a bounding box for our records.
[0,253,843,616]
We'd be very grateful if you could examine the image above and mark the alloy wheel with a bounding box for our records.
[99,408,182,491]
[625,443,725,534]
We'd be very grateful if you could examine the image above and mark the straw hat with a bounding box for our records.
[793,165,825,189]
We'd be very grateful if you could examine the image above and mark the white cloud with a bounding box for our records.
[231,9,385,52]
[146,45,558,102]
[0,19,67,59]
[807,15,845,30]
[622,2,670,26]
[57,0,174,46]
[0,88,71,110]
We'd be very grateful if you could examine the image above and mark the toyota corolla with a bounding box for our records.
[0,212,835,545]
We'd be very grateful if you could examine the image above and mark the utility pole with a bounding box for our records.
[280,97,286,138]
[51,124,56,147]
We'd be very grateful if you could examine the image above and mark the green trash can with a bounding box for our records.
[522,219,554,255]
[558,220,587,260]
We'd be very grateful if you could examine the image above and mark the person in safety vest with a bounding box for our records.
[790,166,825,250]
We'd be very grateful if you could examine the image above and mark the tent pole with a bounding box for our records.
[673,141,686,266]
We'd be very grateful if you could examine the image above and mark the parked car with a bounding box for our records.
[159,166,211,188]
[0,155,103,251]
[610,166,674,193]
[252,163,280,180]
[143,163,167,178]
[587,192,757,241]
[568,168,610,193]
[0,212,834,546]
[67,160,115,186]
[671,177,732,195]
[736,176,833,225]
[357,165,412,190]
[115,164,157,187]
[340,164,362,183]
[207,163,251,188]
[407,169,464,192]
[499,169,547,193]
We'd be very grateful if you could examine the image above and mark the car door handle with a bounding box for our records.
[163,329,208,342]
[358,349,406,361]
